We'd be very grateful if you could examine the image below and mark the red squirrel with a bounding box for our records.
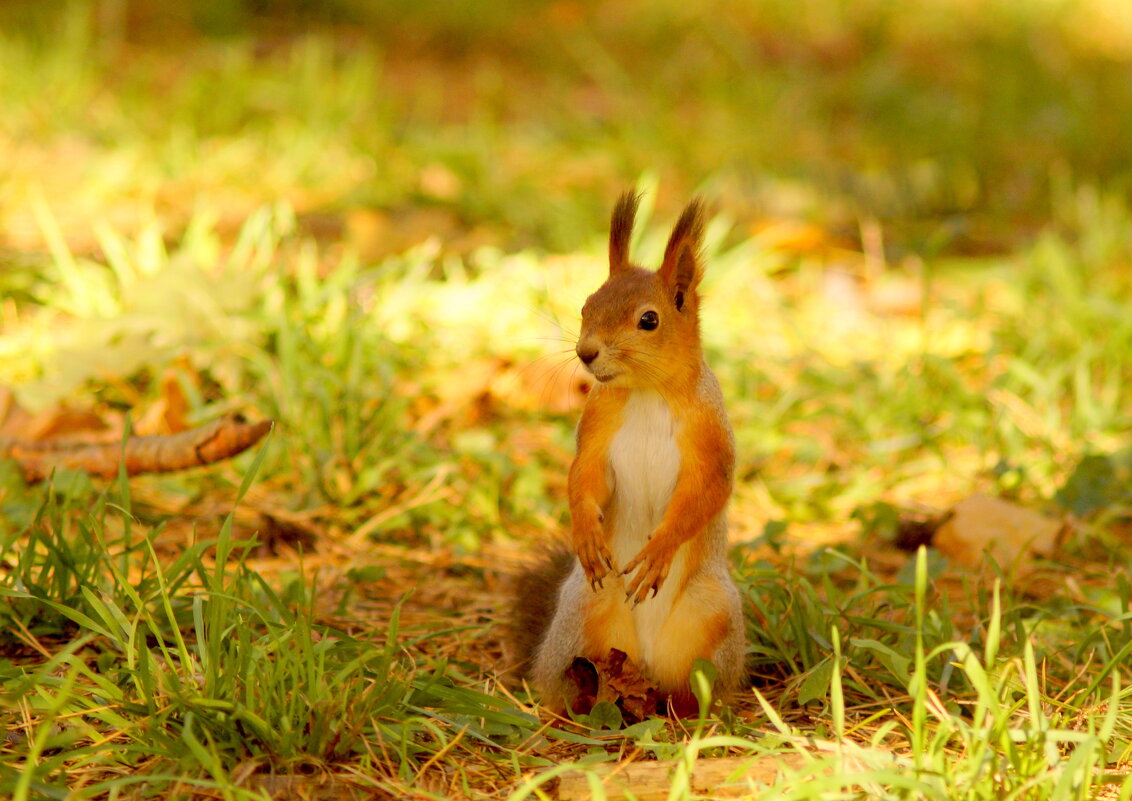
[509,192,745,715]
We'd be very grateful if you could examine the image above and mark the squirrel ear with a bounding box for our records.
[608,191,640,275]
[658,197,705,303]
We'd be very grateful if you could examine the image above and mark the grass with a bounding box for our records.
[2,1,1132,799]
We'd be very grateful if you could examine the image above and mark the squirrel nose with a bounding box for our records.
[577,344,599,365]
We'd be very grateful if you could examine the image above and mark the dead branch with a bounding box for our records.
[0,414,273,483]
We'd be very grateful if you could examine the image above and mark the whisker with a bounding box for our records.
[525,304,580,342]
[518,349,589,415]
[526,348,578,365]
[620,349,672,387]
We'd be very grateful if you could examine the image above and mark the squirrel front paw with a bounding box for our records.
[572,503,614,589]
[622,538,675,606]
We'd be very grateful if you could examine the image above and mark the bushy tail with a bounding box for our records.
[504,546,575,680]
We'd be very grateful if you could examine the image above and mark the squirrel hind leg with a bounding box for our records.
[529,570,643,712]
[650,579,746,707]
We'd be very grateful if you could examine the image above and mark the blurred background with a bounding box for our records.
[4,0,1132,261]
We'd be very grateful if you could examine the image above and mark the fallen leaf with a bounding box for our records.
[0,392,107,441]
[410,356,588,434]
[565,648,662,722]
[133,364,195,435]
[490,357,589,414]
[750,218,839,256]
[0,386,13,430]
[933,494,1063,569]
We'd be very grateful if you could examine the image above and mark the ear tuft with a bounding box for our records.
[658,197,706,300]
[608,191,640,275]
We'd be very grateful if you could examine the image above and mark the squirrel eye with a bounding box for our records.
[638,310,659,331]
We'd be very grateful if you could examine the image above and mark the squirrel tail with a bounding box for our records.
[504,546,575,681]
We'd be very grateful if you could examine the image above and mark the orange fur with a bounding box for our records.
[655,606,733,708]
[522,192,745,715]
[568,385,628,586]
[581,580,640,660]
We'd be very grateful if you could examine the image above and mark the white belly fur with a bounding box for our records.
[606,390,683,668]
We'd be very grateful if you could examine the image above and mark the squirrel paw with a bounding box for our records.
[573,513,615,590]
[622,542,673,606]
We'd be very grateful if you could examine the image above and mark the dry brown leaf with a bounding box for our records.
[490,357,589,414]
[0,386,14,431]
[411,356,588,434]
[0,399,107,441]
[933,494,1064,569]
[409,358,501,433]
[133,365,195,435]
[750,218,840,256]
[565,648,662,722]
[1,360,198,443]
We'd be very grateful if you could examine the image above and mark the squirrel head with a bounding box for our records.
[575,192,707,392]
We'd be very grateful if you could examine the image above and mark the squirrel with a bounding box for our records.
[508,192,745,716]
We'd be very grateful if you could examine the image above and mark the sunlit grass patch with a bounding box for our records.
[1,453,422,795]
